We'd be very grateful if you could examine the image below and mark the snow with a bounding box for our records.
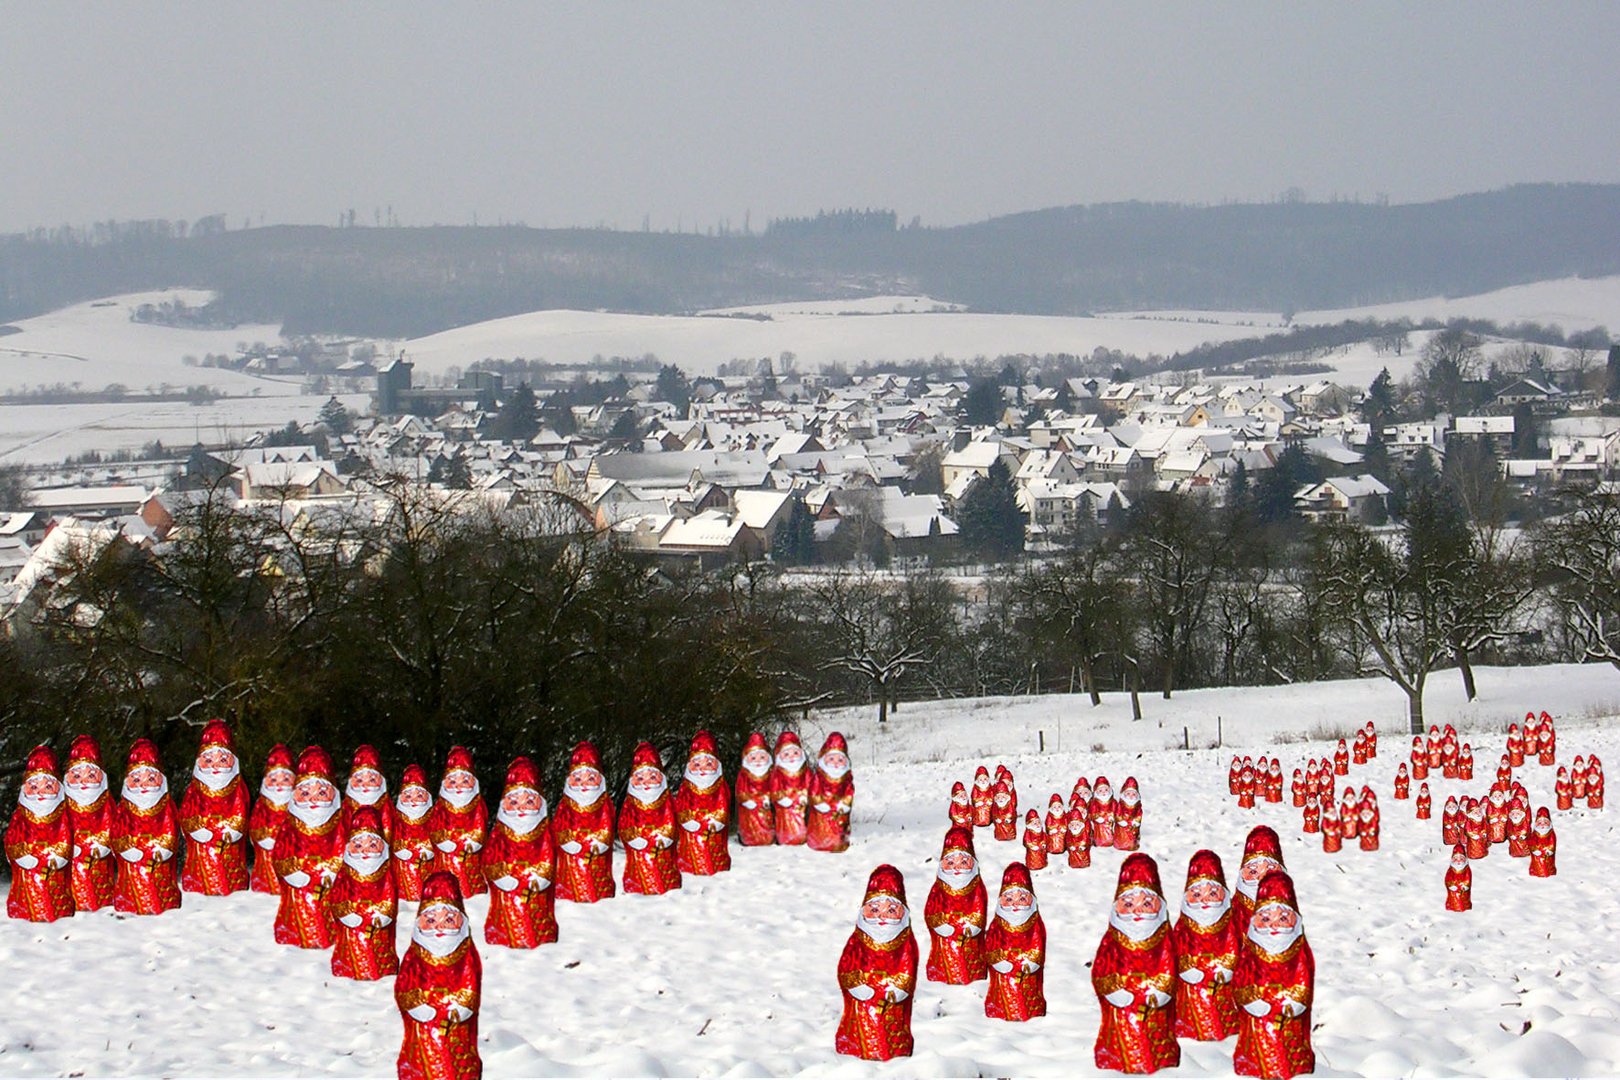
[4,661,1620,1075]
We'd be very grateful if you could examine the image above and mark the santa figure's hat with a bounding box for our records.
[942,825,976,857]
[1240,824,1284,869]
[263,743,293,772]
[400,763,428,789]
[1253,868,1302,917]
[1024,808,1041,828]
[199,718,235,754]
[774,730,804,758]
[295,745,334,783]
[127,737,165,771]
[819,731,848,759]
[568,741,603,773]
[1184,848,1227,891]
[1122,776,1141,800]
[1114,851,1165,899]
[742,732,768,755]
[688,730,720,760]
[974,765,991,785]
[862,863,909,908]
[630,741,664,773]
[999,859,1035,896]
[67,734,104,769]
[24,744,59,780]
[350,743,384,775]
[503,755,541,793]
[951,781,968,802]
[419,869,467,913]
[348,804,385,840]
[443,745,476,776]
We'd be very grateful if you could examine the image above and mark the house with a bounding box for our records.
[1294,475,1392,523]
[656,510,764,568]
[1494,378,1565,412]
[1453,415,1516,455]
[235,462,346,501]
[23,485,151,521]
[940,440,1019,489]
[731,490,793,550]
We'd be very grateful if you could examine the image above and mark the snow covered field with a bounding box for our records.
[3,662,1618,1076]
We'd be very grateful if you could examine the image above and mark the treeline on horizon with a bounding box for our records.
[3,184,1619,338]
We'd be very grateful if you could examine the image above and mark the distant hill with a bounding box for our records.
[3,184,1618,338]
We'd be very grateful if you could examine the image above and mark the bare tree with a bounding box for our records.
[1538,490,1620,671]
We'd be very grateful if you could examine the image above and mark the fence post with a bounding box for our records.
[1184,726,1190,751]
[1217,716,1223,748]
[1039,730,1045,753]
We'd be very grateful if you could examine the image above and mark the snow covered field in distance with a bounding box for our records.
[3,662,1618,1076]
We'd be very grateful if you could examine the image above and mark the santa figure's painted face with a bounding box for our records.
[126,766,164,795]
[775,743,805,771]
[347,831,386,858]
[196,747,236,781]
[420,904,465,933]
[293,778,338,811]
[820,749,850,779]
[502,787,542,814]
[65,762,104,792]
[1115,888,1163,919]
[1185,879,1227,908]
[998,885,1036,925]
[441,769,478,798]
[1252,903,1298,932]
[414,901,470,956]
[1534,815,1552,836]
[261,767,295,798]
[1068,817,1086,836]
[1096,783,1112,800]
[1451,853,1468,871]
[861,895,904,925]
[1360,806,1374,821]
[951,789,970,807]
[21,773,61,800]
[628,765,667,802]
[1120,787,1140,807]
[974,774,991,791]
[398,784,430,811]
[742,748,772,777]
[685,752,721,787]
[565,765,605,805]
[941,850,975,874]
[1240,855,1281,885]
[994,791,1011,807]
[347,767,385,801]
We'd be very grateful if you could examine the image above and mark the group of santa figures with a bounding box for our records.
[950,765,1145,868]
[836,824,1315,1078]
[5,722,856,1080]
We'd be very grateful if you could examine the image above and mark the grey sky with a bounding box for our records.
[4,2,1618,233]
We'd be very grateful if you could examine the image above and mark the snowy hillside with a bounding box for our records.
[3,662,1618,1075]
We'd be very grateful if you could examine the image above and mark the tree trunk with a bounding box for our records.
[1130,664,1143,722]
[1161,658,1174,700]
[1455,643,1478,701]
[1082,655,1101,707]
[1407,685,1424,735]
[877,693,888,725]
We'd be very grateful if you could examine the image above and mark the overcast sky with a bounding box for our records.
[4,2,1618,233]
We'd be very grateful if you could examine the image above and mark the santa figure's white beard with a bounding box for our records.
[1095,788,1112,801]
[741,758,771,778]
[413,909,470,958]
[937,866,978,889]
[65,778,107,806]
[857,907,910,944]
[19,789,64,817]
[396,795,432,822]
[1120,793,1140,807]
[565,782,605,808]
[820,759,850,781]
[1248,913,1304,954]
[997,900,1038,926]
[290,800,339,828]
[497,801,546,835]
[775,755,804,774]
[684,765,721,789]
[122,780,168,811]
[192,759,239,792]
[346,776,386,805]
[439,777,480,809]
[1534,822,1552,836]
[1450,859,1468,872]
[1181,897,1230,926]
[344,848,389,877]
[1110,905,1168,941]
[628,777,668,805]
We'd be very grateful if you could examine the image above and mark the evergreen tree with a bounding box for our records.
[656,364,693,416]
[1360,367,1398,430]
[955,459,1026,560]
[427,454,472,490]
[1510,403,1538,456]
[317,395,354,435]
[961,379,1003,426]
[608,408,642,448]
[770,496,817,565]
[1253,443,1320,524]
[499,384,541,442]
[542,389,577,436]
[1362,427,1392,483]
[1605,345,1620,402]
[1227,459,1251,515]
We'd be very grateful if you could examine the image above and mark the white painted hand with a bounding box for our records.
[741,800,758,810]
[589,840,610,855]
[282,870,311,887]
[992,960,1015,974]
[338,913,364,928]
[407,1004,437,1022]
[708,820,725,832]
[447,1004,473,1023]
[681,820,701,832]
[1243,999,1272,1017]
[492,875,520,892]
[627,837,649,851]
[393,848,412,860]
[846,984,876,1001]
[1211,963,1233,983]
[222,828,243,843]
[559,841,583,855]
[91,843,110,858]
[189,828,214,843]
[14,854,38,870]
[120,848,143,863]
[654,835,674,849]
[1180,968,1205,985]
[258,838,276,851]
[372,913,393,927]
[527,874,550,891]
[814,802,831,812]
[435,840,456,853]
[153,846,173,862]
[1104,989,1134,1008]
[933,923,956,937]
[1279,996,1306,1018]
[886,985,909,1003]
[46,853,68,870]
[1145,989,1171,1008]
[465,840,482,853]
[1021,959,1041,974]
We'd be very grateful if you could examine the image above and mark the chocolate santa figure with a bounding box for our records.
[1394,762,1410,800]
[1334,740,1349,776]
[1486,787,1509,845]
[1463,799,1489,861]
[1496,753,1514,788]
[1444,844,1471,912]
[553,741,615,903]
[1573,756,1589,800]
[6,746,73,922]
[1092,853,1180,1073]
[1022,809,1049,870]
[482,756,557,948]
[1537,714,1556,766]
[179,718,250,896]
[1506,724,1525,768]
[272,746,344,947]
[1232,870,1316,1079]
[1416,782,1432,820]
[1234,825,1285,939]
[619,741,681,896]
[674,731,731,875]
[396,871,482,1080]
[1352,734,1367,766]
[342,744,395,844]
[991,777,1019,841]
[734,733,775,846]
[1506,797,1531,857]
[1229,757,1242,796]
[112,738,182,916]
[948,781,973,829]
[1237,762,1257,810]
[924,826,987,984]
[1067,799,1093,868]
[771,731,810,846]
[1290,770,1305,809]
[1364,721,1379,759]
[329,805,399,980]
[1173,849,1240,1041]
[1091,776,1117,847]
[1556,766,1573,811]
[1320,800,1342,853]
[1265,760,1284,804]
[807,732,855,852]
[1045,794,1067,854]
[1589,757,1605,810]
[1442,795,1461,845]
[1116,776,1143,849]
[1301,799,1320,834]
[1528,807,1556,877]
[1458,743,1474,781]
[1339,787,1359,842]
[985,861,1047,1022]
[63,735,116,911]
[1074,775,1094,813]
[835,864,919,1061]
[971,765,994,827]
[430,747,488,898]
[1357,792,1380,852]
[392,765,437,902]
[1427,730,1443,770]
[249,743,295,895]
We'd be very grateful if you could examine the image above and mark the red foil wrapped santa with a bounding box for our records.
[1320,801,1342,853]
[328,804,399,980]
[1528,807,1556,877]
[482,756,557,948]
[985,861,1046,1022]
[396,871,482,1080]
[179,718,250,896]
[771,731,810,846]
[1234,826,1285,939]
[971,765,994,828]
[430,746,488,898]
[948,781,973,829]
[391,765,437,903]
[1172,849,1240,1042]
[1021,809,1049,870]
[1067,799,1093,868]
[1232,870,1316,1079]
[835,864,919,1061]
[1445,844,1471,912]
[553,741,615,903]
[272,745,344,947]
[1090,776,1116,847]
[1357,792,1380,852]
[1092,852,1180,1073]
[1116,776,1143,849]
[674,730,731,875]
[619,741,681,896]
[807,732,855,852]
[5,745,74,922]
[341,744,396,845]
[63,734,116,912]
[112,738,182,916]
[1045,793,1067,854]
[924,826,987,985]
[734,732,775,847]
[1536,713,1556,766]
[991,777,1019,841]
[248,743,295,895]
[1415,782,1432,821]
